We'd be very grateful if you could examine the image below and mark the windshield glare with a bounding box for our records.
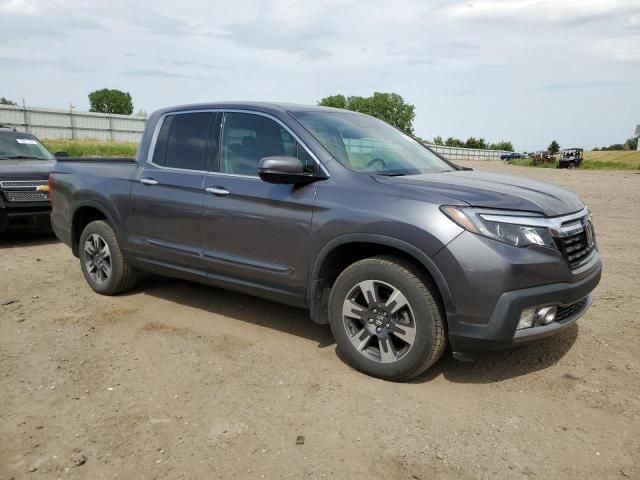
[292,111,453,175]
[0,133,54,161]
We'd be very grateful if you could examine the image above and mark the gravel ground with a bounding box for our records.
[1,161,639,480]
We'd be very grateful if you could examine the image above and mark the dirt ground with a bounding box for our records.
[1,162,639,480]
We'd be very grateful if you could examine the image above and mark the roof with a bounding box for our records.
[152,101,353,118]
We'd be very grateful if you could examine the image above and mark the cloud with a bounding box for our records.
[123,69,194,79]
[590,35,640,62]
[437,0,640,23]
[536,79,634,91]
[0,0,40,14]
[218,22,332,59]
[0,7,107,44]
[159,59,221,70]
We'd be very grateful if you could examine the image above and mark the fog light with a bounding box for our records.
[535,306,557,326]
[517,308,536,330]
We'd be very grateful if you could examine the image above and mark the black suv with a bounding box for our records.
[0,127,55,232]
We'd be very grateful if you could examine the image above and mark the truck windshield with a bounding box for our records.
[291,110,453,175]
[0,133,54,161]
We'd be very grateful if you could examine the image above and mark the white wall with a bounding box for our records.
[0,104,147,143]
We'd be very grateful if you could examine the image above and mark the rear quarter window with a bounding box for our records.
[152,112,214,171]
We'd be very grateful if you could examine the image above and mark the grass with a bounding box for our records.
[43,139,137,158]
[509,150,640,170]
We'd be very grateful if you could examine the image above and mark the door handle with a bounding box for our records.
[205,187,230,196]
[140,178,158,185]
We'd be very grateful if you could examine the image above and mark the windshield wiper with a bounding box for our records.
[377,172,407,177]
[3,155,50,160]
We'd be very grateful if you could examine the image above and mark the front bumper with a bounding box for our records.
[0,203,51,232]
[448,263,600,353]
[433,229,602,354]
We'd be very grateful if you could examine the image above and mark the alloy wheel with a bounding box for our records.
[84,233,112,285]
[342,280,417,363]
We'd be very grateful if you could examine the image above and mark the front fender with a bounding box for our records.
[307,233,458,326]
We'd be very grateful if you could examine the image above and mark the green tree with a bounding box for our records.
[317,94,348,109]
[0,97,17,106]
[88,88,133,115]
[548,140,560,154]
[489,141,514,151]
[624,137,638,150]
[444,137,464,147]
[318,92,416,135]
[464,137,487,149]
[432,135,444,145]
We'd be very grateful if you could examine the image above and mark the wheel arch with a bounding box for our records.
[70,202,117,257]
[308,234,456,326]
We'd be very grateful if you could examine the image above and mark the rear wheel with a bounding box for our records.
[328,256,446,381]
[79,220,137,295]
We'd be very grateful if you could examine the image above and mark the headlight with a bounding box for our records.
[441,206,556,248]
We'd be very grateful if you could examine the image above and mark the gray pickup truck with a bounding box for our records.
[50,102,601,380]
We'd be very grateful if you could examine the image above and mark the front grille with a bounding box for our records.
[3,191,49,203]
[0,180,48,189]
[555,219,596,270]
[556,297,588,322]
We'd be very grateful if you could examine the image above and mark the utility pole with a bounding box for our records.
[22,98,29,133]
[70,103,76,140]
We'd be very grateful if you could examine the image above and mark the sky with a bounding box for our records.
[1,0,639,151]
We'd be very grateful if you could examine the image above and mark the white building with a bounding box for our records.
[636,125,640,150]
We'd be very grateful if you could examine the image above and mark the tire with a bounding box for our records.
[328,256,446,381]
[79,220,138,295]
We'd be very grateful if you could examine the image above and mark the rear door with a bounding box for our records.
[127,111,219,274]
[200,111,321,303]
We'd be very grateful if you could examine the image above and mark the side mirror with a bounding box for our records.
[54,151,69,158]
[258,156,320,184]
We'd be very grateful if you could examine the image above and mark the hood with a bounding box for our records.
[0,159,55,180]
[374,170,584,217]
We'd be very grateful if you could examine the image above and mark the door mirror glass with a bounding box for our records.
[258,156,317,184]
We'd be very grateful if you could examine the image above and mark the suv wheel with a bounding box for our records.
[79,220,137,295]
[328,256,446,381]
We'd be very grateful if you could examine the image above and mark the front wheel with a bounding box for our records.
[328,256,446,381]
[79,220,138,295]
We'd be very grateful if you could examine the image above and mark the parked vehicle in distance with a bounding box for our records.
[0,126,58,233]
[531,151,556,166]
[50,102,602,381]
[499,152,524,161]
[559,148,583,169]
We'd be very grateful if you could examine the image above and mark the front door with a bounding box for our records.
[127,111,218,274]
[201,111,320,304]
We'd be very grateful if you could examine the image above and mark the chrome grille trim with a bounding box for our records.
[0,180,48,189]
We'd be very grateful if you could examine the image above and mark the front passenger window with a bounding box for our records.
[220,112,316,176]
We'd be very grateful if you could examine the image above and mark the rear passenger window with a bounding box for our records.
[152,112,213,171]
[220,112,317,176]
